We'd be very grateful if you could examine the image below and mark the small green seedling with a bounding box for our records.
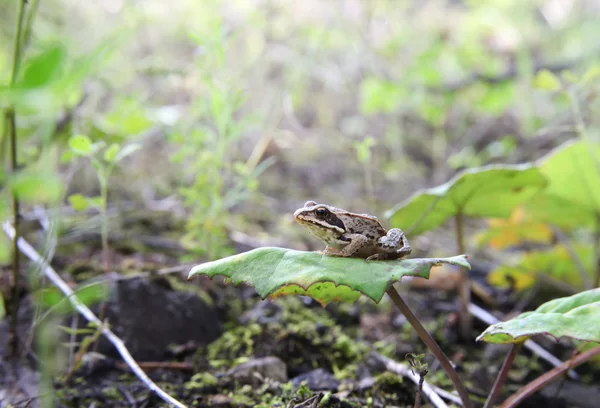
[66,134,140,272]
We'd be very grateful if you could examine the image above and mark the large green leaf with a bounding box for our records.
[477,289,600,344]
[188,247,470,306]
[385,164,548,236]
[525,140,600,228]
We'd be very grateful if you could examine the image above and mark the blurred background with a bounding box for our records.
[1,0,600,407]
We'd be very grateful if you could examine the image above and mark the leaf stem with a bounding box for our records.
[594,213,600,288]
[500,345,600,408]
[455,211,471,338]
[483,343,522,408]
[413,369,427,408]
[6,0,28,357]
[386,286,472,408]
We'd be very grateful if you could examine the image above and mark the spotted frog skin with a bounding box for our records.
[293,201,412,261]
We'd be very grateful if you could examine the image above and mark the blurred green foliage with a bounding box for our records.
[1,0,600,325]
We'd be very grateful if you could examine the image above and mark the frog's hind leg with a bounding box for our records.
[368,228,412,261]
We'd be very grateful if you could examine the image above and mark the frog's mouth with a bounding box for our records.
[294,214,345,235]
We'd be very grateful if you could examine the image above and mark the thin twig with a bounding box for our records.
[500,345,600,408]
[483,343,523,408]
[2,221,187,408]
[370,352,452,408]
[386,286,472,408]
[455,211,472,338]
[469,303,579,380]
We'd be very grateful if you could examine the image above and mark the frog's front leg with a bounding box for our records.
[367,228,412,261]
[323,234,370,257]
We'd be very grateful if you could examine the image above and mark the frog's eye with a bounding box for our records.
[315,208,329,218]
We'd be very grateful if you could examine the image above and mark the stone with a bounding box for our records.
[88,277,221,361]
[226,356,288,384]
[291,368,339,391]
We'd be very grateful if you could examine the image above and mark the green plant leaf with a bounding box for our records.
[69,134,93,156]
[477,288,600,344]
[68,194,90,212]
[525,140,600,228]
[19,45,66,89]
[103,143,120,163]
[533,69,561,91]
[188,247,470,306]
[385,164,548,236]
[35,281,110,315]
[0,293,5,320]
[10,171,63,204]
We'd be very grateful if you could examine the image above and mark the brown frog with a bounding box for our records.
[294,201,411,261]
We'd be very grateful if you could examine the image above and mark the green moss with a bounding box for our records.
[185,372,219,390]
[101,386,120,399]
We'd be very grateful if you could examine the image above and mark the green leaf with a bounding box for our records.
[385,164,548,236]
[10,171,63,204]
[35,281,110,315]
[0,293,5,320]
[68,134,93,156]
[188,247,470,306]
[533,69,562,91]
[103,143,120,163]
[525,140,600,228]
[68,194,90,212]
[477,288,600,344]
[19,45,66,88]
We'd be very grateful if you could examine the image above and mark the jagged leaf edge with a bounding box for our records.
[188,247,471,304]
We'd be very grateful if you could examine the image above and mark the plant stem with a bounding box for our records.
[594,213,600,288]
[500,345,600,408]
[6,0,28,357]
[21,0,40,50]
[101,181,110,273]
[484,343,522,408]
[413,370,427,408]
[455,211,471,339]
[386,286,472,408]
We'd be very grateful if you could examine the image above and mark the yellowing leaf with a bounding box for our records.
[489,244,594,291]
[478,206,553,250]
